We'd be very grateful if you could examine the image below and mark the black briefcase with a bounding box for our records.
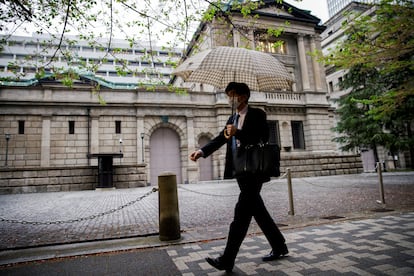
[234,143,280,177]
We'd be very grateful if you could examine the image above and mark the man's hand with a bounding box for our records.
[189,150,203,162]
[226,124,237,137]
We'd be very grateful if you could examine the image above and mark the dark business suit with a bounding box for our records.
[201,106,286,263]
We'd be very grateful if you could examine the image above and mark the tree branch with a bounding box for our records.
[120,1,177,30]
[44,0,72,68]
[11,0,33,21]
[107,0,113,54]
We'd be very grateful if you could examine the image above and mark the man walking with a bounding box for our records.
[189,82,288,273]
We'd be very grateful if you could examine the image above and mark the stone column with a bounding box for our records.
[40,116,51,167]
[310,35,323,91]
[186,116,198,183]
[233,28,241,47]
[248,29,255,49]
[90,116,99,166]
[233,28,254,49]
[297,34,311,91]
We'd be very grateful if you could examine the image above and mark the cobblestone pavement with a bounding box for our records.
[169,212,414,275]
[0,172,413,251]
[0,212,413,275]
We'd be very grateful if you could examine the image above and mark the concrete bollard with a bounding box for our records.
[158,172,181,241]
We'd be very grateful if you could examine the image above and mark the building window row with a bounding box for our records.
[12,119,305,150]
[256,40,287,55]
[1,65,171,80]
[327,76,344,93]
[68,120,122,135]
[268,120,305,150]
[4,40,181,58]
[12,120,125,135]
[254,31,288,55]
[2,53,171,68]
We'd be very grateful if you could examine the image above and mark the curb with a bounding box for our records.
[1,208,412,267]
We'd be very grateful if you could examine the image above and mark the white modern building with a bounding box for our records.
[322,2,374,105]
[327,0,380,17]
[0,34,182,88]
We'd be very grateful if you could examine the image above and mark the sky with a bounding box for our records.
[285,0,330,23]
[2,0,331,43]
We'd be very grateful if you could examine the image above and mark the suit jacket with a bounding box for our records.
[201,106,269,180]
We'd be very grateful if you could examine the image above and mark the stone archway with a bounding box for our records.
[149,127,182,185]
[198,135,213,181]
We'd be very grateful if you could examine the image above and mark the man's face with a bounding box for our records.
[227,90,247,110]
[227,90,246,103]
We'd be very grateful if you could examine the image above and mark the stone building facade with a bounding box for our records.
[0,1,363,194]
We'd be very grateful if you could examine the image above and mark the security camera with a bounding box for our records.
[119,138,123,144]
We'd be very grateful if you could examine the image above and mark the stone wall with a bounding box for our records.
[114,165,148,188]
[0,154,362,194]
[0,164,147,194]
[281,153,363,178]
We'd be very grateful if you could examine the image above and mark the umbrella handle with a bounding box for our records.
[224,129,231,139]
[224,96,236,139]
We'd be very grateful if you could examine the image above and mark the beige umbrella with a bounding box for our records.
[172,46,293,91]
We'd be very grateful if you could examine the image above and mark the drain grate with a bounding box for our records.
[277,223,288,227]
[321,215,345,220]
[371,208,394,213]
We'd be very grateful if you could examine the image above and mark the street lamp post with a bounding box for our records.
[140,133,145,162]
[119,138,123,165]
[5,133,10,167]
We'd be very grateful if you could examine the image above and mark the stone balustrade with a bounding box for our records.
[264,92,305,105]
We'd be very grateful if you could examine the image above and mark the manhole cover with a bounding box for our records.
[321,215,345,220]
[371,208,394,213]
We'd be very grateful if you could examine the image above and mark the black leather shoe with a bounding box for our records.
[262,245,289,262]
[205,257,234,273]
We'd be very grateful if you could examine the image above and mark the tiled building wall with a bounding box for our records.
[98,115,137,164]
[0,115,42,167]
[50,116,89,166]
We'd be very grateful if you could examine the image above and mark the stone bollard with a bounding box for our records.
[158,172,181,241]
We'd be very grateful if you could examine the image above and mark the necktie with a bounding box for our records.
[232,114,239,155]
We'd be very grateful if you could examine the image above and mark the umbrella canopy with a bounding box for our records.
[172,46,293,91]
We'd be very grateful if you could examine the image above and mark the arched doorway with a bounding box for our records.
[198,136,213,181]
[150,127,182,185]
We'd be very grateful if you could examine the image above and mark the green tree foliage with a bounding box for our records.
[325,0,414,162]
[333,65,384,151]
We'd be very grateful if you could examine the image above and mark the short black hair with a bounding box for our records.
[225,82,238,94]
[225,82,250,99]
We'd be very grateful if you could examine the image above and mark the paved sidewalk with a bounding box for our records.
[0,172,413,274]
[0,212,413,275]
[1,172,413,250]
